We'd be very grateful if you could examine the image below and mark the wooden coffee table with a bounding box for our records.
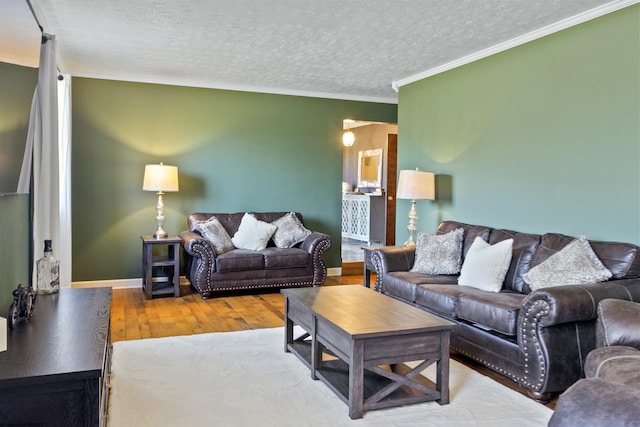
[282,285,454,419]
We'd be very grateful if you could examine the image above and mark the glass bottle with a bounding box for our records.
[36,239,60,294]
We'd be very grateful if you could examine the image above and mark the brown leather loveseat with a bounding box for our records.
[371,220,640,401]
[180,212,331,299]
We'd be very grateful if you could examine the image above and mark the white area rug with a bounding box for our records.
[108,327,552,426]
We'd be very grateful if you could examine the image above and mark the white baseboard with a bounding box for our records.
[71,278,142,289]
[327,267,341,276]
[73,270,342,289]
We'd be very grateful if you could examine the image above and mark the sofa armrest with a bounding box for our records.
[520,279,640,329]
[596,298,640,348]
[299,231,332,285]
[180,230,213,257]
[370,246,416,292]
[516,278,640,396]
[179,230,217,294]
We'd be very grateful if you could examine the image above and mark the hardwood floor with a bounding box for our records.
[110,274,555,410]
[110,275,363,341]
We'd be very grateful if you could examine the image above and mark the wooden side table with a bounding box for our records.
[361,246,386,288]
[141,235,181,299]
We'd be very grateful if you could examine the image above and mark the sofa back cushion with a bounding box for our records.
[489,229,541,294]
[437,221,492,259]
[530,233,640,280]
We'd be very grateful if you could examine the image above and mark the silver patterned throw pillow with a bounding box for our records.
[523,236,612,290]
[410,228,464,275]
[194,216,235,255]
[271,212,312,248]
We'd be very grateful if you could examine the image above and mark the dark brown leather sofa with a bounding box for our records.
[180,212,331,299]
[549,299,640,426]
[371,221,640,401]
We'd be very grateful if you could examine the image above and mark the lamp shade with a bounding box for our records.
[143,164,179,192]
[396,169,435,200]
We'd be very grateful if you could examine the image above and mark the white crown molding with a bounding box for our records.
[391,0,639,92]
[0,55,38,68]
[67,71,398,104]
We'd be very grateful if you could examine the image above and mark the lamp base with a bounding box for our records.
[153,227,168,239]
[153,192,168,239]
[403,238,416,247]
[404,199,418,247]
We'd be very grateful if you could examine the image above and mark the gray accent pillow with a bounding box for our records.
[524,236,612,290]
[271,212,312,248]
[194,216,235,255]
[411,228,464,275]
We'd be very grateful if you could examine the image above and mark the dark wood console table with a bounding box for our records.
[0,287,112,426]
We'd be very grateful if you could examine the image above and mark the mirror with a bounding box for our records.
[357,148,383,188]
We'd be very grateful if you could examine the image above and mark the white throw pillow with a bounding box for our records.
[231,213,277,251]
[458,237,514,292]
[271,212,312,248]
[194,216,235,255]
[410,228,464,275]
[523,236,612,290]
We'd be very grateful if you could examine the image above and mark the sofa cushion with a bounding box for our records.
[489,229,541,294]
[437,221,492,258]
[458,237,513,292]
[549,378,640,427]
[457,292,526,336]
[524,236,612,290]
[410,228,464,275]
[270,212,312,248]
[215,249,265,272]
[596,299,640,348]
[584,346,640,388]
[231,213,277,251]
[382,272,422,302]
[530,233,639,279]
[193,216,235,255]
[415,284,468,318]
[262,247,309,269]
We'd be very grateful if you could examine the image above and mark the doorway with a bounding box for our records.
[340,120,398,271]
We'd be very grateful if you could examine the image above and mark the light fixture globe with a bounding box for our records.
[342,130,355,147]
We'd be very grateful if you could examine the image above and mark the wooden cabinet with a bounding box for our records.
[0,288,112,426]
[141,235,181,299]
[341,194,385,244]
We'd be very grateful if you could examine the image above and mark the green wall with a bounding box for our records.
[397,5,640,246]
[0,62,36,312]
[72,78,397,281]
[0,194,31,313]
[0,61,37,193]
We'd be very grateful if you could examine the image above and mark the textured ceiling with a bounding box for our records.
[2,0,629,102]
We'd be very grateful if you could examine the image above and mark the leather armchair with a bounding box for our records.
[548,299,640,426]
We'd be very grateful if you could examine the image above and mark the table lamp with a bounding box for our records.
[396,168,435,246]
[143,163,179,238]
